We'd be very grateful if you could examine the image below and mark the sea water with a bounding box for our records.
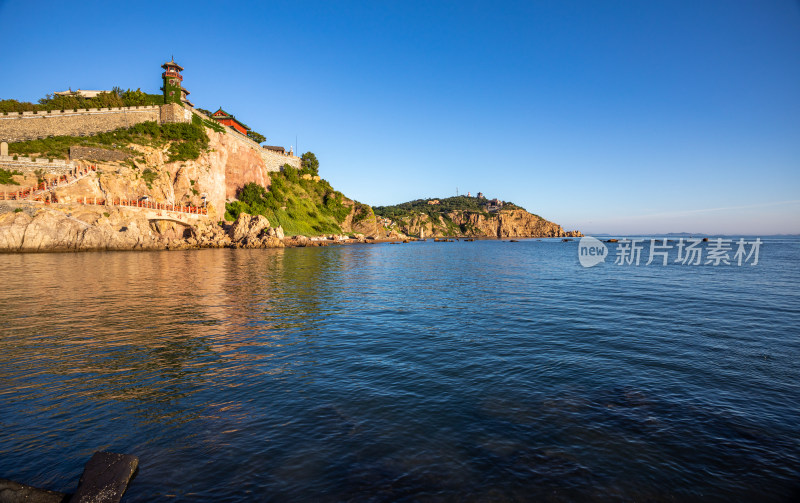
[1,238,798,501]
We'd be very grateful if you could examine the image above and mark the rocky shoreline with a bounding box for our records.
[0,203,577,253]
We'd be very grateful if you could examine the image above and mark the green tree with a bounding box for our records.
[247,131,266,144]
[301,152,319,176]
[0,99,36,113]
[120,88,149,106]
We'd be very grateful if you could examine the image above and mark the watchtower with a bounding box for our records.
[161,59,184,105]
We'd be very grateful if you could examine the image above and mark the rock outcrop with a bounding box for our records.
[227,213,283,248]
[396,209,582,238]
[0,205,286,252]
[0,206,175,252]
[339,201,387,238]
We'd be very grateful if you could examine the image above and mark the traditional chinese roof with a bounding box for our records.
[263,145,286,153]
[161,59,184,72]
[180,87,190,95]
[211,108,250,131]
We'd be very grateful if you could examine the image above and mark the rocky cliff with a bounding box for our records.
[391,209,582,239]
[0,204,215,252]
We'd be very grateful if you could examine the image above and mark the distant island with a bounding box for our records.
[0,60,580,252]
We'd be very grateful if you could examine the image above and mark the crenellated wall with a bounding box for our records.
[261,147,301,171]
[0,104,190,142]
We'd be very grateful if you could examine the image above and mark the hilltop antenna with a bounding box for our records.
[296,135,298,156]
[456,187,459,197]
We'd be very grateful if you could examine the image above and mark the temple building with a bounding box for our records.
[210,108,250,135]
[161,59,187,105]
[180,86,193,107]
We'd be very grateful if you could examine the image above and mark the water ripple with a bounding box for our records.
[0,240,798,501]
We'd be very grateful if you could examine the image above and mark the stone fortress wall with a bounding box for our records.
[0,155,75,175]
[190,108,300,172]
[0,103,300,182]
[1,106,158,143]
[261,147,301,171]
[0,103,191,143]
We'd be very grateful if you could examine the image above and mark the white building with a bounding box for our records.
[53,89,111,99]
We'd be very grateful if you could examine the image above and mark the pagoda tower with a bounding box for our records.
[161,59,184,105]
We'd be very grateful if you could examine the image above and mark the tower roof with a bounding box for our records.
[161,59,184,72]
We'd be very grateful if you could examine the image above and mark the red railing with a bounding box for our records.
[1,165,97,201]
[2,164,207,215]
[76,197,208,215]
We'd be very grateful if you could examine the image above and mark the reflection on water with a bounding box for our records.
[1,241,799,501]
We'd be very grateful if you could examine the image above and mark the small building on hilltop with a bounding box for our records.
[263,145,286,154]
[485,198,504,212]
[53,89,111,99]
[211,108,250,135]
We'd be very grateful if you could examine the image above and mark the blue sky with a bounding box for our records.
[1,0,798,234]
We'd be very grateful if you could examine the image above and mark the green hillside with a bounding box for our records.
[374,196,523,221]
[224,159,358,236]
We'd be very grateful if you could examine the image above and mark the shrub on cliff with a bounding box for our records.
[161,123,208,144]
[141,168,158,188]
[0,168,22,185]
[9,121,209,161]
[352,202,374,224]
[224,163,352,236]
[192,113,226,134]
[323,191,350,222]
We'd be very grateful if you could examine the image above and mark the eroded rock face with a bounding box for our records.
[339,201,391,238]
[0,205,292,252]
[41,124,282,222]
[225,213,284,248]
[228,213,269,242]
[395,209,583,238]
[0,206,171,251]
[191,221,232,248]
